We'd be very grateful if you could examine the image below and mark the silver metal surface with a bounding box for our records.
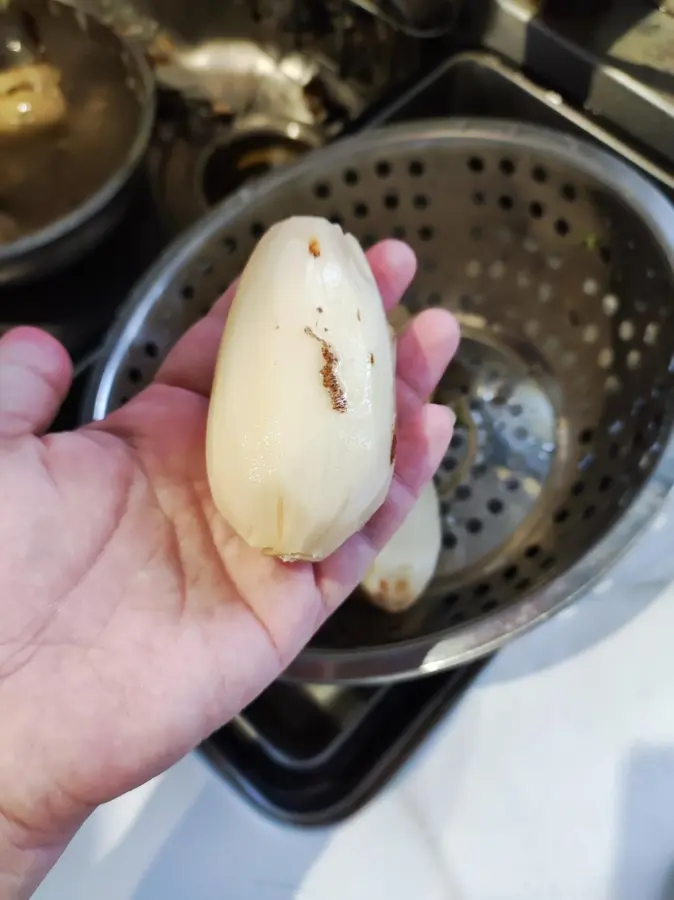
[0,7,41,69]
[480,0,674,174]
[386,0,455,23]
[82,120,674,682]
[83,0,418,108]
[0,0,155,284]
[344,0,461,36]
[153,40,340,125]
[363,51,674,195]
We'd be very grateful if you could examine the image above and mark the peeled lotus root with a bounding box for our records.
[0,63,67,135]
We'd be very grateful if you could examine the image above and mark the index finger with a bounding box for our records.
[153,238,417,397]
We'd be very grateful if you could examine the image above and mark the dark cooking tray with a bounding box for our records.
[201,47,674,824]
[200,660,488,825]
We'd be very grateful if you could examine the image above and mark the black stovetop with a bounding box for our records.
[202,662,488,825]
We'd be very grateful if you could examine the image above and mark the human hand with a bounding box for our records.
[0,240,459,895]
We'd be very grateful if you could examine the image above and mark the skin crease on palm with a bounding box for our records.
[0,239,459,896]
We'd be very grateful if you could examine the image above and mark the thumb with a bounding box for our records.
[0,327,73,438]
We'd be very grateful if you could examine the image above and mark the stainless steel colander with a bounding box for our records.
[82,120,674,683]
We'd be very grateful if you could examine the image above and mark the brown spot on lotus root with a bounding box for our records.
[357,310,361,321]
[369,352,374,365]
[390,425,397,464]
[375,578,414,606]
[304,327,347,413]
[309,238,320,257]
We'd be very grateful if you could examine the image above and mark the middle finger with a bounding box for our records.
[396,306,460,420]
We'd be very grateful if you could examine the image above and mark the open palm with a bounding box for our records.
[0,240,458,857]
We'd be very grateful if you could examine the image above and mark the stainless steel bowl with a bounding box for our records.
[81,120,674,682]
[0,0,155,284]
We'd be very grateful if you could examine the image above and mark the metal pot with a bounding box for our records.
[0,0,155,285]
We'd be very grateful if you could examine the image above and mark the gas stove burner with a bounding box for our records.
[198,118,322,207]
[149,111,324,235]
[144,32,360,234]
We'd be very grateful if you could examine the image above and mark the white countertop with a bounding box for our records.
[37,503,674,900]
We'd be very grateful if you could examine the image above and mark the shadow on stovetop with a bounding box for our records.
[612,745,674,900]
[127,756,463,900]
[483,579,665,685]
[521,0,668,106]
[479,486,674,686]
[129,783,329,899]
[37,755,332,900]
